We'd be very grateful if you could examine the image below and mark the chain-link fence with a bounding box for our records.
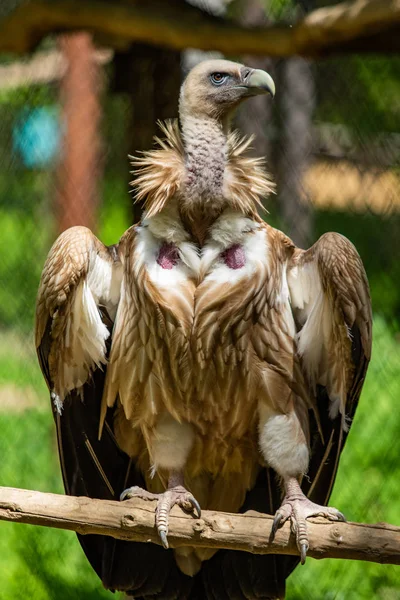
[0,1,399,598]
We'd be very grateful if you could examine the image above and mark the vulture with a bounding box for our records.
[35,60,372,599]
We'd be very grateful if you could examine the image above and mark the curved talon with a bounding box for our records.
[159,530,169,550]
[119,483,200,551]
[120,487,139,501]
[271,512,283,539]
[272,479,346,566]
[120,486,156,502]
[120,490,129,502]
[188,495,201,518]
[300,542,308,565]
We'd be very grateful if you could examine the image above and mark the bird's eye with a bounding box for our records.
[210,73,228,86]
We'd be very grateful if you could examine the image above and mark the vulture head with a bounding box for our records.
[179,59,275,124]
[132,59,276,225]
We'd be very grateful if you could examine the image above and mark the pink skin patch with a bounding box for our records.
[221,244,246,269]
[157,242,180,270]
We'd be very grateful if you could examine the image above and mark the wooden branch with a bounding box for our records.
[0,0,400,57]
[0,486,399,565]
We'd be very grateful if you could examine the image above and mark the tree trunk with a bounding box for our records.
[56,32,103,233]
[236,0,274,166]
[112,42,181,223]
[275,1,316,248]
[276,55,315,248]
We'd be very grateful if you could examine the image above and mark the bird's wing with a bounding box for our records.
[35,225,123,408]
[287,231,372,503]
[36,226,196,597]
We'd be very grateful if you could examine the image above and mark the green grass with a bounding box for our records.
[0,317,399,598]
[287,316,400,599]
[0,411,121,599]
[0,330,46,393]
[0,336,121,599]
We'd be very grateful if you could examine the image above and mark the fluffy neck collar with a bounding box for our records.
[130,119,274,224]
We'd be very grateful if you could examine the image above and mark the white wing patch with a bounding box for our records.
[60,280,110,400]
[53,252,122,411]
[87,253,122,320]
[288,260,347,426]
[289,262,329,380]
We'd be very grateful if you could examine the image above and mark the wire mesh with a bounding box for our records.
[0,1,399,598]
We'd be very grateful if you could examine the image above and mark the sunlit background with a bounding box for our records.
[0,0,399,598]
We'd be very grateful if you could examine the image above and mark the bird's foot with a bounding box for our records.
[270,479,345,564]
[120,485,159,503]
[155,485,201,549]
[120,484,201,549]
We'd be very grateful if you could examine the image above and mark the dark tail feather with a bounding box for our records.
[190,470,294,600]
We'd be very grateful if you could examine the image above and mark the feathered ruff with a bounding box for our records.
[225,130,275,215]
[130,120,185,219]
[130,119,275,219]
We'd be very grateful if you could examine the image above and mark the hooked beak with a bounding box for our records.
[240,68,275,98]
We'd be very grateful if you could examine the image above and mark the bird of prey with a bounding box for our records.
[36,59,372,599]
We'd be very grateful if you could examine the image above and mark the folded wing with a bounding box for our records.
[35,226,123,409]
[288,231,372,502]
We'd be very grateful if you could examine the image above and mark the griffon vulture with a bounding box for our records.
[36,60,372,599]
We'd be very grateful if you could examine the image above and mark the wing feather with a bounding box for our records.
[35,226,123,409]
[287,231,372,501]
[288,231,371,425]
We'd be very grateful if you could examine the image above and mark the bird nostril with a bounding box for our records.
[243,69,251,82]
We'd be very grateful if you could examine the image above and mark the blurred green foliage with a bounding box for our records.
[315,56,400,138]
[0,173,53,330]
[0,410,121,599]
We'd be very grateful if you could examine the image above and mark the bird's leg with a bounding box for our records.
[270,477,346,564]
[155,470,201,548]
[120,470,200,549]
[120,412,200,548]
[258,404,345,564]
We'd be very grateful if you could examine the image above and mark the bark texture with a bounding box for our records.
[0,487,399,565]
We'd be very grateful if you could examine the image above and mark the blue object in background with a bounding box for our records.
[13,107,60,168]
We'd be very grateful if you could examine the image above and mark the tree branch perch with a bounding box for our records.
[0,487,399,565]
[0,0,400,56]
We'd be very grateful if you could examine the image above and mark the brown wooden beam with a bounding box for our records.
[0,486,399,565]
[1,0,400,57]
[56,32,103,232]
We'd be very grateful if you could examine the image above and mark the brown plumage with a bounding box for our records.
[36,59,371,599]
